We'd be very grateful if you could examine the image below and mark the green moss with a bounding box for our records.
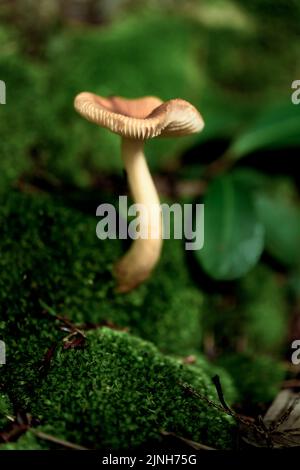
[0,430,47,451]
[0,191,237,449]
[203,264,287,355]
[0,190,202,356]
[217,353,285,405]
[187,355,237,405]
[3,326,235,450]
[0,393,12,430]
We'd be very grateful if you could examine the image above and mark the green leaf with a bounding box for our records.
[289,269,300,298]
[255,192,300,267]
[229,103,300,159]
[231,168,269,192]
[196,175,264,280]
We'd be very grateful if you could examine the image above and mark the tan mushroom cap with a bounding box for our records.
[74,92,204,140]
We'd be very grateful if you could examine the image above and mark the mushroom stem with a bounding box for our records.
[114,138,162,293]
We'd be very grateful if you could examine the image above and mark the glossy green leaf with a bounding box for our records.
[231,168,269,192]
[255,192,300,267]
[229,103,300,159]
[196,176,265,280]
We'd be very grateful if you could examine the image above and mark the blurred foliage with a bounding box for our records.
[0,0,300,187]
[195,170,300,278]
[229,103,300,159]
[217,353,285,405]
[44,13,202,181]
[0,25,43,189]
[0,11,204,187]
[0,0,300,449]
[255,181,300,268]
[197,174,264,280]
[202,264,288,356]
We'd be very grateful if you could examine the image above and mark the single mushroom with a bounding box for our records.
[74,93,204,292]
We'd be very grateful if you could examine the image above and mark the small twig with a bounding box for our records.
[0,424,29,443]
[1,411,89,450]
[180,379,254,427]
[30,429,89,450]
[38,342,58,373]
[180,381,231,416]
[5,415,15,423]
[62,331,86,350]
[282,379,300,390]
[160,430,215,450]
[40,300,127,335]
[39,300,86,338]
[212,375,233,416]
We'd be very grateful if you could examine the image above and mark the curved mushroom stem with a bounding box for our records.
[114,138,163,293]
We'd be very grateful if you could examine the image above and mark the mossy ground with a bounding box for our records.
[0,190,203,355]
[0,191,285,449]
[0,192,285,449]
[8,327,235,449]
[0,190,233,449]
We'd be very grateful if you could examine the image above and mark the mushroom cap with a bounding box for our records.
[74,92,204,140]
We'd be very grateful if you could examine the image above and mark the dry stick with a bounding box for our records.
[39,300,86,337]
[0,424,29,443]
[212,375,234,416]
[182,377,300,448]
[30,429,89,450]
[282,379,300,389]
[180,380,254,427]
[160,430,215,451]
[39,300,126,335]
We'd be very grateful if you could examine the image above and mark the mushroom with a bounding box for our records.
[74,93,204,292]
